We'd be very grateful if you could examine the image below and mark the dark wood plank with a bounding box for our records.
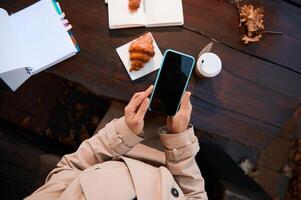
[1,0,300,148]
[283,0,301,7]
[1,73,66,121]
[183,0,301,73]
[0,79,10,104]
[0,103,48,134]
[0,119,66,199]
[190,97,277,148]
[212,44,301,101]
[0,74,66,135]
[189,60,299,128]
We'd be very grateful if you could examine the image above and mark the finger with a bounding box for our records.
[166,115,173,125]
[179,92,191,112]
[144,85,154,96]
[187,98,192,114]
[135,98,149,121]
[129,85,153,101]
[188,99,192,111]
[187,93,192,109]
[130,92,144,102]
[131,85,153,108]
[128,85,153,110]
[130,85,153,102]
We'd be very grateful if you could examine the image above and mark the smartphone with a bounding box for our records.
[149,49,195,116]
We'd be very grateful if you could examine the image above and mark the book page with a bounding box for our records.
[145,0,184,27]
[0,8,25,74]
[0,68,31,91]
[10,0,77,73]
[108,0,146,29]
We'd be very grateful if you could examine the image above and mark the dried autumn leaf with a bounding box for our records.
[239,4,264,44]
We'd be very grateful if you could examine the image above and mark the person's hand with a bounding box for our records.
[125,85,153,135]
[167,92,192,134]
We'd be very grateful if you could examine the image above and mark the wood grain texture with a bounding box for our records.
[1,73,66,121]
[0,0,300,148]
[183,0,301,73]
[0,119,65,199]
[283,0,301,7]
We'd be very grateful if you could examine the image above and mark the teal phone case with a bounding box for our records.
[149,49,195,116]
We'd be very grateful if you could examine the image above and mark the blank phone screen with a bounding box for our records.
[149,51,194,116]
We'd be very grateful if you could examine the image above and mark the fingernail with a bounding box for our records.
[143,98,150,107]
[146,86,153,94]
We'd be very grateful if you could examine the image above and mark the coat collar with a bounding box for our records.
[120,156,162,200]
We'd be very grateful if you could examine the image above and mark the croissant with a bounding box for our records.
[129,33,155,72]
[128,0,141,11]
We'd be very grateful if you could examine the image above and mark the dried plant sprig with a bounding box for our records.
[232,0,242,26]
[263,31,283,34]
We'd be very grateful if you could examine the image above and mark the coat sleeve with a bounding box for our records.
[158,125,208,200]
[26,117,143,200]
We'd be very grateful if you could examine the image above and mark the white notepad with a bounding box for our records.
[0,0,78,91]
[108,0,184,29]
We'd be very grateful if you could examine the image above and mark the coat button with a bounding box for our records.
[171,187,179,198]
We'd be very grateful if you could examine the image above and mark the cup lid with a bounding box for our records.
[197,53,222,77]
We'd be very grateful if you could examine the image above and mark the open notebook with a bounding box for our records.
[0,0,79,91]
[108,0,184,29]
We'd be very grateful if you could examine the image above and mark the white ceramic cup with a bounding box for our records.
[195,52,222,78]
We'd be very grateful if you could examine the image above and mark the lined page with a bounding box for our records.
[145,0,184,27]
[10,0,77,73]
[108,0,146,29]
[0,8,25,73]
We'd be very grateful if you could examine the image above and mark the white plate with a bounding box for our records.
[116,33,163,81]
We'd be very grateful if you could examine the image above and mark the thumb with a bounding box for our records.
[180,92,191,111]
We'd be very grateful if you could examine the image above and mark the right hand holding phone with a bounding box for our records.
[167,92,192,134]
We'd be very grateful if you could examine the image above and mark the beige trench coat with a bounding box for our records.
[26,117,207,200]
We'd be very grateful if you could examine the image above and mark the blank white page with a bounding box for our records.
[0,67,31,91]
[145,0,184,27]
[0,8,25,73]
[10,0,77,73]
[108,0,146,29]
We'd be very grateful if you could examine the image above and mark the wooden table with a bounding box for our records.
[1,0,301,149]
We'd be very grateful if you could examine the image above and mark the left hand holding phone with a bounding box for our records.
[167,92,192,134]
[125,85,154,135]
